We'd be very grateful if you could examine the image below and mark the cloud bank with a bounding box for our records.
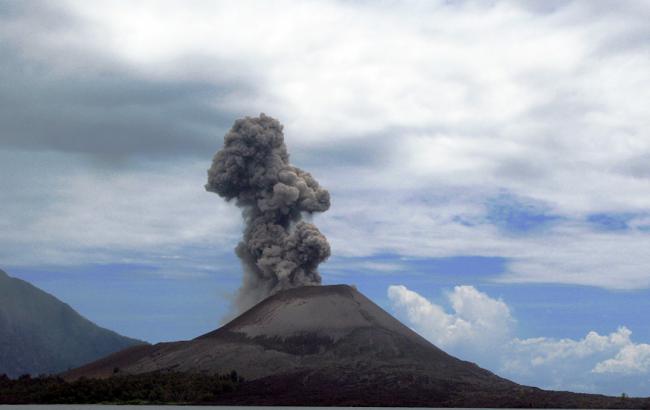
[2,0,649,289]
[389,285,650,396]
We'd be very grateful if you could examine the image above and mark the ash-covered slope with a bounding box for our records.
[65,285,515,403]
[66,285,499,382]
[0,269,145,378]
[64,285,645,407]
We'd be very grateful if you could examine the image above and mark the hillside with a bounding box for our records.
[0,269,145,377]
[64,284,649,407]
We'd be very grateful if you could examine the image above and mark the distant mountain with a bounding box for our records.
[65,284,643,407]
[0,269,145,378]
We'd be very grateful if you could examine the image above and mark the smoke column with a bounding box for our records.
[206,114,331,311]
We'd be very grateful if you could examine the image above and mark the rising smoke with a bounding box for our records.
[206,114,331,311]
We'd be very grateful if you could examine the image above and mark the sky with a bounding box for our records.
[1,0,650,397]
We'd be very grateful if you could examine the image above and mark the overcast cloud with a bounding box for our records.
[3,0,649,288]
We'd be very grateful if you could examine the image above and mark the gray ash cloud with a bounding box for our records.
[206,114,331,311]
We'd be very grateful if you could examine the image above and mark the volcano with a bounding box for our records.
[64,285,645,407]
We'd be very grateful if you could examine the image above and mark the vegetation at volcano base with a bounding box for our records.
[0,370,242,404]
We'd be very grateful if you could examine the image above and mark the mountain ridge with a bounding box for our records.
[0,269,146,377]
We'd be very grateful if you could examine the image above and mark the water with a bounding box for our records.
[0,407,578,410]
[2,407,459,410]
[0,407,549,410]
[1,407,467,409]
[1,407,453,410]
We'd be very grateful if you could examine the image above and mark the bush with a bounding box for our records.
[0,371,241,404]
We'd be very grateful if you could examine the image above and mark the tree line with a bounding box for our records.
[0,370,242,404]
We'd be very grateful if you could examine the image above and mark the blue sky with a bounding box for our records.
[2,0,650,397]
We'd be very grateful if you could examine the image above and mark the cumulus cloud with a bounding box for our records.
[506,327,650,393]
[517,328,632,366]
[389,285,650,395]
[504,327,634,383]
[388,284,513,358]
[593,343,650,374]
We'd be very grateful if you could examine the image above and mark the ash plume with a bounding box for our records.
[206,114,331,311]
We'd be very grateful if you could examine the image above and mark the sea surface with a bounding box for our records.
[0,407,468,410]
[0,407,597,410]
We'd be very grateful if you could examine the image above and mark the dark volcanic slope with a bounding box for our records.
[0,269,145,378]
[65,285,516,404]
[65,285,649,408]
[67,285,505,384]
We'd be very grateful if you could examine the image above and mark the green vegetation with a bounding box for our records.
[0,371,242,404]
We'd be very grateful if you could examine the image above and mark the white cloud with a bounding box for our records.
[594,343,650,374]
[57,0,650,212]
[2,0,650,289]
[387,284,513,353]
[506,326,650,392]
[389,285,650,395]
[320,191,650,290]
[505,327,632,374]
[0,151,241,270]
